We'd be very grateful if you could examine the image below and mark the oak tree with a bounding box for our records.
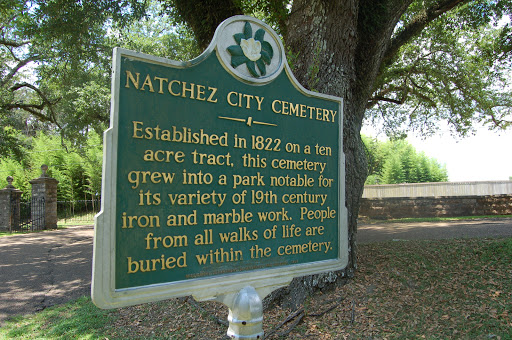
[0,0,148,150]
[166,0,512,307]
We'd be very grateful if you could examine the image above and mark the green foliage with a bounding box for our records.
[367,0,512,138]
[110,1,200,62]
[0,131,102,201]
[361,135,387,179]
[236,0,291,35]
[381,154,405,184]
[0,157,32,195]
[0,126,28,160]
[363,135,448,184]
[1,0,199,145]
[82,132,103,197]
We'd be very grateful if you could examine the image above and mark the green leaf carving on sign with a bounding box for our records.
[227,21,274,78]
[243,21,252,39]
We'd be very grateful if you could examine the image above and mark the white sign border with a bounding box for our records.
[92,15,348,309]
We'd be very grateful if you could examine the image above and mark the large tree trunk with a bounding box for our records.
[267,0,413,309]
[267,0,368,309]
[171,0,411,310]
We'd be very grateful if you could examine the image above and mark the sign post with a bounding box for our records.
[92,15,347,338]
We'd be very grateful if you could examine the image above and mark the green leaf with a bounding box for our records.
[255,28,265,42]
[261,41,274,60]
[227,45,244,56]
[260,50,271,64]
[243,22,252,39]
[231,55,249,68]
[234,33,245,45]
[256,59,266,76]
[246,60,259,77]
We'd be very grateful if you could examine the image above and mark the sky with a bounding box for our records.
[362,124,512,183]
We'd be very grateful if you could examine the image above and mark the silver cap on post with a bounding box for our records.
[227,286,264,339]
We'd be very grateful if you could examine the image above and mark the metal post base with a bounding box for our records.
[226,286,264,339]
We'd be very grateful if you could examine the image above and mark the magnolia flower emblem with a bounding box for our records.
[227,22,274,77]
[240,38,261,61]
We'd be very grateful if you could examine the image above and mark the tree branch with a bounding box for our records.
[6,82,63,128]
[368,79,438,109]
[2,103,54,123]
[367,84,409,108]
[0,38,30,48]
[368,95,406,107]
[11,82,60,106]
[0,55,39,87]
[171,0,243,50]
[487,110,512,128]
[265,307,304,339]
[307,297,343,317]
[383,0,467,63]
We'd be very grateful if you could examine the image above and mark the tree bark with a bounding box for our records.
[267,0,367,309]
[172,0,243,50]
[170,0,417,309]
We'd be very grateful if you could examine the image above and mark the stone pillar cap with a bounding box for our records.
[29,165,59,185]
[40,164,49,178]
[2,176,22,193]
[5,176,15,189]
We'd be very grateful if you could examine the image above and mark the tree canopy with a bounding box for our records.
[2,1,511,144]
[367,1,512,137]
[0,0,198,154]
[163,0,512,306]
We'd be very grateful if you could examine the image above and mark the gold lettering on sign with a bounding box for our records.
[271,99,337,123]
[127,253,187,273]
[131,122,228,146]
[120,61,341,283]
[227,91,264,110]
[125,71,218,103]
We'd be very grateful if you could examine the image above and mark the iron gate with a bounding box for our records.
[10,196,45,232]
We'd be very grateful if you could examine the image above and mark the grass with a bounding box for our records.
[347,238,512,338]
[0,297,115,339]
[362,214,512,224]
[0,213,95,237]
[57,220,93,227]
[0,226,68,238]
[1,237,511,339]
[57,211,96,227]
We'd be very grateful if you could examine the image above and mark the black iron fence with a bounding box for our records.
[9,197,45,232]
[57,199,100,224]
[4,198,99,233]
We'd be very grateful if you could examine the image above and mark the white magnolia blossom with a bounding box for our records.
[240,38,261,62]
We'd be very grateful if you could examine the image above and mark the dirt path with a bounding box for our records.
[0,226,93,325]
[358,218,512,243]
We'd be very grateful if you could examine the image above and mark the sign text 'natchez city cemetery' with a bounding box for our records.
[92,16,347,308]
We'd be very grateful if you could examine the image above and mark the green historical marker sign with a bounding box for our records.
[92,16,347,309]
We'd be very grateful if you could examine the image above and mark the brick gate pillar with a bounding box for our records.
[0,176,23,231]
[29,165,59,230]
